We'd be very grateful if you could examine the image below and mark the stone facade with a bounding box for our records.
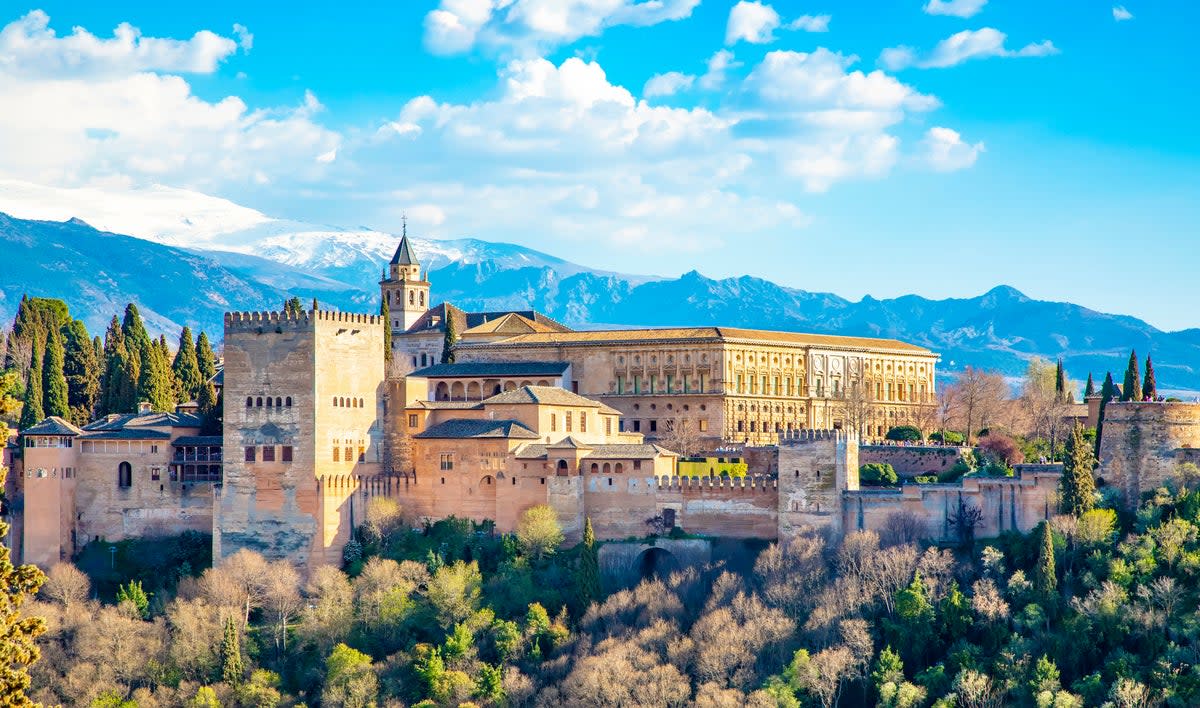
[859,444,970,478]
[1097,402,1200,508]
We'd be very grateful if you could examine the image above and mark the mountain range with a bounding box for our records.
[1,178,1197,394]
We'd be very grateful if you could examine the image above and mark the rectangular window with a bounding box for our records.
[649,420,657,433]
[737,374,744,393]
[619,420,625,432]
[580,413,587,433]
[700,372,708,392]
[633,420,641,432]
[244,446,256,462]
[605,417,612,435]
[150,444,158,454]
[551,414,557,432]
[262,446,275,462]
[440,453,454,471]
[633,460,642,470]
[633,375,641,394]
[877,382,883,399]
[358,447,365,463]
[774,377,780,395]
[150,467,160,481]
[666,374,674,393]
[333,446,340,462]
[344,446,353,462]
[699,419,708,432]
[408,414,419,428]
[282,446,293,462]
[616,375,624,394]
[762,376,768,395]
[787,378,793,396]
[750,421,757,432]
[566,412,572,432]
[737,420,745,432]
[650,375,658,393]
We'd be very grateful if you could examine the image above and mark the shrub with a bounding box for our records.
[886,425,922,442]
[939,461,972,484]
[977,433,1024,467]
[914,475,939,485]
[861,463,899,486]
[930,431,966,445]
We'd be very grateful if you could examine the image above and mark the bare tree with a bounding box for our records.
[838,382,878,439]
[262,560,303,654]
[40,563,90,608]
[658,417,705,457]
[948,498,985,547]
[945,367,1009,445]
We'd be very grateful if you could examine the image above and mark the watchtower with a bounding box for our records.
[380,223,430,333]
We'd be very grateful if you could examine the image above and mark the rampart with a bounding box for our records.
[859,444,969,477]
[1097,402,1200,508]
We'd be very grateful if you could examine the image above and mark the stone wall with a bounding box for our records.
[1097,402,1200,508]
[859,445,968,477]
[777,430,858,539]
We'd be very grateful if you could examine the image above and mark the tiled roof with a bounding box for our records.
[460,326,934,354]
[481,385,620,413]
[83,411,203,431]
[80,429,172,440]
[514,442,673,460]
[461,312,567,336]
[21,416,84,437]
[547,436,590,449]
[173,436,223,446]
[411,401,484,410]
[414,419,540,440]
[391,235,417,266]
[409,361,570,378]
[405,302,571,336]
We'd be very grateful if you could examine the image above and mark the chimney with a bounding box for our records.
[137,401,152,415]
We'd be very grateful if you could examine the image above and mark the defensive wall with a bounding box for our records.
[1097,402,1200,508]
[859,444,970,477]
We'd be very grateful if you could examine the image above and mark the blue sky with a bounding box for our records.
[3,1,1198,330]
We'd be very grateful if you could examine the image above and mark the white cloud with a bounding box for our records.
[698,49,740,90]
[923,0,987,18]
[644,71,695,97]
[726,1,780,45]
[423,0,701,56]
[232,23,254,51]
[921,126,983,171]
[1113,6,1134,21]
[880,28,1059,70]
[788,15,831,32]
[0,10,238,77]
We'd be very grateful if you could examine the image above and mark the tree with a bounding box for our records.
[283,297,303,316]
[116,580,150,619]
[1059,424,1097,516]
[100,316,135,415]
[1084,373,1095,398]
[1122,350,1141,402]
[442,308,458,364]
[17,332,43,431]
[577,517,601,610]
[658,417,704,456]
[380,296,392,365]
[860,463,899,486]
[1143,355,1157,400]
[839,381,879,438]
[1054,359,1067,403]
[886,425,922,442]
[0,457,47,704]
[221,615,245,686]
[41,324,68,418]
[195,331,217,384]
[323,643,378,708]
[137,332,174,412]
[62,319,100,425]
[172,326,203,403]
[945,366,1008,445]
[516,505,564,561]
[1035,522,1057,595]
[1095,372,1116,456]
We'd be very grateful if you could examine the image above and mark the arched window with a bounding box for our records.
[332,396,338,406]
[421,353,428,366]
[590,463,599,474]
[118,461,132,488]
[556,460,569,476]
[275,397,282,408]
[285,397,292,407]
[412,356,418,367]
[614,463,625,474]
[603,463,611,474]
[482,475,493,486]
[267,397,273,407]
[420,292,425,306]
[256,397,263,407]
[246,397,253,407]
[359,398,364,408]
[409,291,415,305]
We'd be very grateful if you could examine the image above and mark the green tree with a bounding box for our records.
[1095,372,1116,457]
[283,297,303,317]
[1084,372,1095,398]
[17,332,44,431]
[0,456,47,704]
[1035,522,1057,595]
[380,297,392,365]
[516,504,564,561]
[221,615,245,686]
[62,319,100,425]
[41,324,68,418]
[323,643,378,708]
[1054,359,1067,403]
[441,308,457,364]
[1122,350,1141,402]
[116,580,150,619]
[1143,355,1157,400]
[136,332,174,412]
[576,517,601,610]
[888,573,936,668]
[1060,424,1097,516]
[185,686,221,708]
[195,331,217,384]
[172,326,203,403]
[872,646,905,691]
[474,663,504,703]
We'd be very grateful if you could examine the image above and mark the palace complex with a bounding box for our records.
[11,233,1094,572]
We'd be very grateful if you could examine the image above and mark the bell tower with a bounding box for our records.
[380,218,430,333]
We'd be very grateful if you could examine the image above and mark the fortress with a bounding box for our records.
[13,234,1084,571]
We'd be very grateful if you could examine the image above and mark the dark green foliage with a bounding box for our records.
[198,381,221,435]
[136,330,174,412]
[222,616,245,686]
[171,326,203,403]
[41,324,68,418]
[441,309,457,364]
[886,573,936,668]
[929,430,965,445]
[1143,355,1157,400]
[17,332,44,430]
[1055,359,1067,403]
[195,331,217,383]
[63,320,100,425]
[116,580,150,619]
[1095,372,1116,456]
[885,425,922,442]
[576,518,600,611]
[0,464,46,703]
[1122,350,1142,402]
[1035,522,1057,595]
[381,297,393,364]
[100,315,137,415]
[283,297,304,317]
[74,531,211,602]
[872,646,904,691]
[860,463,899,486]
[1084,372,1095,398]
[1059,424,1097,516]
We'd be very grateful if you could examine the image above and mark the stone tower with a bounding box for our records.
[380,227,430,333]
[776,429,859,539]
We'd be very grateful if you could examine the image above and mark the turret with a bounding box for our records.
[380,218,431,332]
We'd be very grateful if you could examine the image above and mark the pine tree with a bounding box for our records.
[1035,522,1057,595]
[0,459,46,703]
[1059,424,1097,516]
[1122,350,1141,402]
[221,616,245,686]
[283,297,303,316]
[63,320,100,425]
[1143,355,1157,401]
[1095,372,1116,457]
[101,316,137,415]
[195,331,217,384]
[1084,373,1095,398]
[381,297,393,365]
[172,327,202,403]
[577,518,600,611]
[1054,359,1066,403]
[137,336,173,412]
[41,325,68,419]
[201,389,224,436]
[441,307,458,364]
[17,333,44,430]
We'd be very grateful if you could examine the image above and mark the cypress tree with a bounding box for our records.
[195,331,217,384]
[381,297,393,365]
[283,297,303,317]
[101,316,135,415]
[1059,425,1097,516]
[41,325,68,419]
[0,461,47,702]
[577,517,600,611]
[441,307,457,364]
[1,331,16,372]
[1095,372,1116,457]
[198,380,220,433]
[18,333,44,430]
[1054,359,1066,403]
[1143,355,1157,401]
[137,335,174,412]
[221,616,245,686]
[63,320,100,425]
[172,327,202,402]
[1035,522,1057,595]
[1084,373,1095,398]
[201,389,224,436]
[1122,350,1141,402]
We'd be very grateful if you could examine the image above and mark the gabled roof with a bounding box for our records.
[173,436,223,446]
[481,385,619,413]
[21,416,83,437]
[513,442,675,460]
[461,312,566,336]
[405,302,572,336]
[80,429,172,440]
[409,361,570,379]
[414,418,540,440]
[391,235,417,266]
[82,411,204,431]
[547,436,591,449]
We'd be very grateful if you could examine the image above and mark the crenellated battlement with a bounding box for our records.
[656,474,777,491]
[224,309,383,334]
[779,428,857,445]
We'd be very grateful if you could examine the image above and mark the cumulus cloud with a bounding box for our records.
[921,126,984,171]
[232,23,254,51]
[1113,6,1134,21]
[788,15,831,32]
[923,0,987,18]
[698,49,740,90]
[726,1,780,45]
[880,28,1059,70]
[0,10,239,77]
[423,0,700,56]
[643,71,695,97]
